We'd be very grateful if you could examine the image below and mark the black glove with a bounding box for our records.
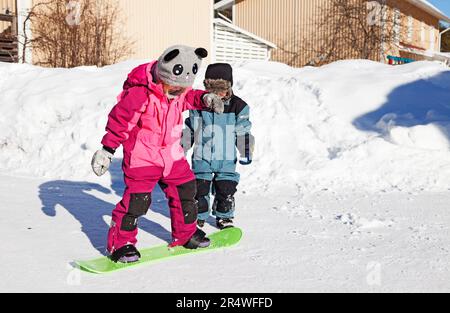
[237,134,255,166]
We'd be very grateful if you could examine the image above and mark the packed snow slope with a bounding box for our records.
[0,60,449,193]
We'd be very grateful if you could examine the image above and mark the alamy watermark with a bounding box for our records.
[366,261,382,286]
[367,0,387,27]
[66,263,82,286]
[179,117,250,161]
[66,0,82,26]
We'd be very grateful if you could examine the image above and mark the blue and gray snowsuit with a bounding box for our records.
[183,95,253,221]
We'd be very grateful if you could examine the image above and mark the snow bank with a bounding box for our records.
[1,59,450,193]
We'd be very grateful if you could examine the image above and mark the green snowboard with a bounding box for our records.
[75,227,242,274]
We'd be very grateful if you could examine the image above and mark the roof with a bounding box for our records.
[214,0,235,10]
[223,0,450,23]
[406,0,450,22]
[213,18,277,49]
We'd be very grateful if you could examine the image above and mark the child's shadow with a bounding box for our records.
[38,160,172,255]
[109,159,171,221]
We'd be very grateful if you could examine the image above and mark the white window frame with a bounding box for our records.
[393,9,401,45]
[421,21,426,44]
[215,0,234,23]
[407,15,413,42]
[430,27,435,51]
[214,0,235,11]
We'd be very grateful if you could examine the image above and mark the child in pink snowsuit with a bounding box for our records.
[91,46,224,263]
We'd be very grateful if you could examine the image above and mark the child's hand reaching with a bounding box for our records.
[203,93,224,114]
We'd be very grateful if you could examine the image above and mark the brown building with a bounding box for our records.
[232,0,450,66]
[0,0,17,62]
[1,0,277,64]
[1,0,449,66]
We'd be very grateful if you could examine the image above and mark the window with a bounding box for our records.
[430,27,435,51]
[421,22,426,44]
[407,16,413,42]
[214,0,234,23]
[216,7,233,23]
[393,9,401,45]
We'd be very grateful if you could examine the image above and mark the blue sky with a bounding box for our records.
[428,0,450,17]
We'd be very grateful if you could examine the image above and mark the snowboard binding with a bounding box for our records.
[110,245,141,263]
[184,228,211,249]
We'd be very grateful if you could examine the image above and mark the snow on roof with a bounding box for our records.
[406,0,450,22]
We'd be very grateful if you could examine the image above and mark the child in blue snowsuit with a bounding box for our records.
[183,63,254,229]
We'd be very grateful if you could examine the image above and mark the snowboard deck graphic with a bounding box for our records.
[75,227,242,274]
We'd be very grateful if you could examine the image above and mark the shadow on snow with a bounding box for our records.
[353,71,450,141]
[38,159,172,255]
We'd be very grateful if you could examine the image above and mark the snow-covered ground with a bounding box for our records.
[0,59,449,292]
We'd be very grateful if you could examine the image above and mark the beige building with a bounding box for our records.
[116,0,213,62]
[232,0,450,66]
[1,0,449,66]
[386,0,450,63]
[117,0,277,63]
[1,0,277,64]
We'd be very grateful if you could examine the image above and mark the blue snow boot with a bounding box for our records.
[216,218,234,230]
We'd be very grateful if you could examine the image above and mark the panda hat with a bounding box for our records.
[157,45,208,88]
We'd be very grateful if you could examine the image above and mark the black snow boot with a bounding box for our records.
[110,245,141,263]
[197,219,206,228]
[184,228,211,249]
[216,218,234,230]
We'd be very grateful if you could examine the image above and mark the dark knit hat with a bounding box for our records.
[205,63,233,85]
[204,63,233,98]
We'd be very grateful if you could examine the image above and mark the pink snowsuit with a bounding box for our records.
[101,61,207,252]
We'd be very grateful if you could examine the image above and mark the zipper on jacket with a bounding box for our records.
[161,95,170,147]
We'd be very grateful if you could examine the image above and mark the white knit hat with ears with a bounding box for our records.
[157,45,208,88]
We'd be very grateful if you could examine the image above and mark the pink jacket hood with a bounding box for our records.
[122,61,170,98]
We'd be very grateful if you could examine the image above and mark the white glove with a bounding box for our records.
[203,93,225,114]
[91,149,114,177]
